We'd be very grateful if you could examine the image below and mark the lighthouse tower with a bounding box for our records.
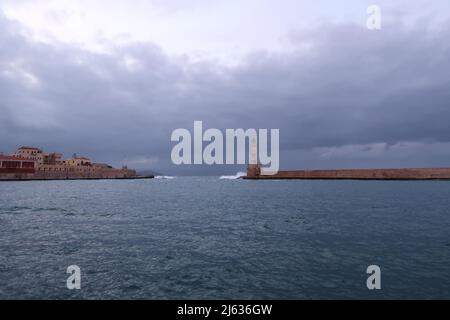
[247,139,261,177]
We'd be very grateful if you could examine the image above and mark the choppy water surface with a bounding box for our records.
[0,177,449,299]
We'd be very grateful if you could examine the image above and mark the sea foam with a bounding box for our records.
[219,172,246,180]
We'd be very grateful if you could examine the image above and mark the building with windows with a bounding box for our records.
[14,146,44,164]
[64,157,91,167]
[0,155,36,179]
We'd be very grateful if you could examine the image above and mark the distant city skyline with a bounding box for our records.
[1,1,450,175]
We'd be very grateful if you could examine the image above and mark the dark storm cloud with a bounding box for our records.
[1,10,450,174]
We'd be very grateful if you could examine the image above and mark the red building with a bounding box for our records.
[0,155,36,175]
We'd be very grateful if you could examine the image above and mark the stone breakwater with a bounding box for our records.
[0,168,152,181]
[244,165,450,180]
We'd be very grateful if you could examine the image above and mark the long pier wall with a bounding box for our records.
[0,168,140,181]
[244,167,450,180]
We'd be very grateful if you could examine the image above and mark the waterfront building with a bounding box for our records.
[0,155,36,179]
[14,146,44,164]
[0,146,139,180]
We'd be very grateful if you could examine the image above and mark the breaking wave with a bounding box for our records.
[219,172,246,180]
[155,176,175,180]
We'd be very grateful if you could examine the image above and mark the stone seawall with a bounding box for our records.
[0,168,142,181]
[0,173,36,180]
[244,168,450,180]
[33,167,137,180]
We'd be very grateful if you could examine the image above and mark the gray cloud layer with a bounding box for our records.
[1,10,450,174]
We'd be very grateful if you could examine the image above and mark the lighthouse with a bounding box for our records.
[247,138,261,177]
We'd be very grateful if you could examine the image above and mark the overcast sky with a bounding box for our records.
[1,0,450,175]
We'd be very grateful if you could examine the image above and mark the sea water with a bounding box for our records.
[0,177,449,299]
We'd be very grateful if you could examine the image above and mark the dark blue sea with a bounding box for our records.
[1,177,449,299]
